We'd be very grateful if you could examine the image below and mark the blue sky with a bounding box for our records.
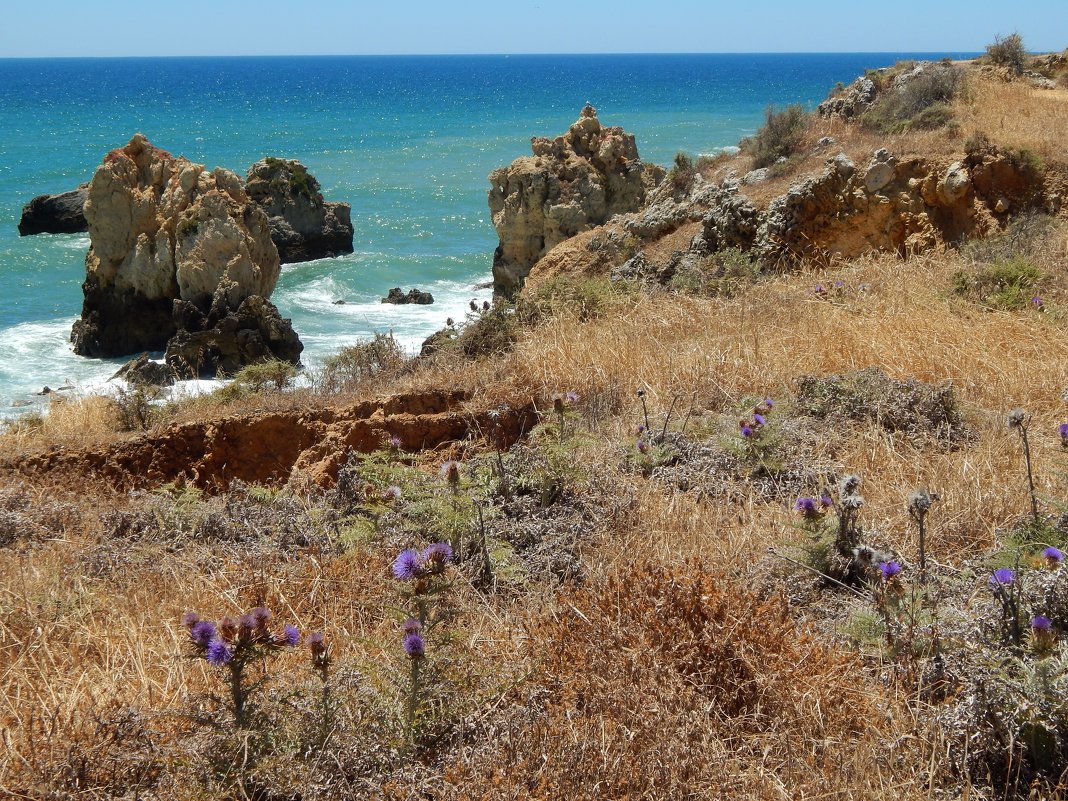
[1,1,1064,57]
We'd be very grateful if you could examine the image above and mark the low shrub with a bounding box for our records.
[319,332,407,392]
[742,104,808,169]
[952,256,1043,311]
[861,63,964,134]
[986,32,1027,75]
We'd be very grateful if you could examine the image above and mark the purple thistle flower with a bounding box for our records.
[306,631,326,654]
[403,632,425,658]
[402,617,422,635]
[834,280,845,289]
[1059,423,1068,447]
[238,613,257,639]
[989,567,1016,587]
[182,611,200,630]
[814,283,826,295]
[636,424,646,435]
[1032,614,1053,632]
[793,496,819,517]
[219,616,239,642]
[384,485,402,501]
[753,413,766,426]
[250,607,272,629]
[206,638,232,665]
[282,624,300,647]
[819,493,833,509]
[392,548,424,581]
[763,398,774,408]
[389,435,403,449]
[1031,296,1044,309]
[423,542,453,568]
[636,438,649,454]
[1044,546,1065,564]
[879,561,903,580]
[565,391,580,404]
[190,620,218,648]
[740,424,754,438]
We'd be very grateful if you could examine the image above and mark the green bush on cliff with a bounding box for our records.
[861,63,964,134]
[986,32,1027,74]
[742,104,809,169]
[319,333,408,393]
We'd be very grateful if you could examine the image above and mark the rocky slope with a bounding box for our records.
[70,134,301,375]
[492,61,1066,295]
[488,105,664,297]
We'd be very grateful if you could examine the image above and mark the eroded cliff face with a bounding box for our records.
[520,142,1062,292]
[488,105,664,297]
[70,135,301,374]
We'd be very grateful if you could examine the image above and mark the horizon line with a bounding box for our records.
[0,49,993,61]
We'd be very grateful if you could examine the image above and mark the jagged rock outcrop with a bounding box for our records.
[817,77,878,119]
[488,105,663,297]
[70,134,300,373]
[110,353,175,387]
[18,185,89,235]
[244,158,354,263]
[382,287,434,305]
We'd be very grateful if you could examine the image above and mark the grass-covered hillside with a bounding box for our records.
[2,43,1068,800]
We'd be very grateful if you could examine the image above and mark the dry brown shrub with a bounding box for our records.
[446,562,921,800]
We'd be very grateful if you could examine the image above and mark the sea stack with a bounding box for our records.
[70,134,302,376]
[487,105,660,297]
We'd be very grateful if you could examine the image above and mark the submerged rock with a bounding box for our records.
[382,287,434,305]
[110,353,175,387]
[18,185,89,235]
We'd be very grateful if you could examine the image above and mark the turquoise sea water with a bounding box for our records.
[0,53,974,413]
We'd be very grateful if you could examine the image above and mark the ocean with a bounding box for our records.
[0,53,974,414]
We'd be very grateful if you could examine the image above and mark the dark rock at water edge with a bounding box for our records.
[18,185,89,235]
[110,353,175,387]
[165,289,303,379]
[71,273,177,358]
[245,158,354,263]
[382,287,434,305]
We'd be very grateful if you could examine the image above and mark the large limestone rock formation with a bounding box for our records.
[70,134,301,374]
[244,158,354,263]
[18,185,89,235]
[488,105,662,297]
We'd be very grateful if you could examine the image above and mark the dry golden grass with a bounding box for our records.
[955,76,1068,164]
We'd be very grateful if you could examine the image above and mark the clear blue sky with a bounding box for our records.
[1,0,1064,57]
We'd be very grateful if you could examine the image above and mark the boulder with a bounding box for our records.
[18,185,89,235]
[382,287,434,305]
[110,353,175,387]
[245,158,353,263]
[165,286,303,379]
[818,77,878,119]
[488,105,661,297]
[70,134,300,372]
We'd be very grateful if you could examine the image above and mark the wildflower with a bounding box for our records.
[833,280,845,289]
[793,496,822,519]
[306,632,327,657]
[393,548,424,581]
[637,438,649,454]
[989,567,1016,587]
[907,489,934,516]
[753,413,766,426]
[402,617,422,635]
[1006,408,1026,429]
[440,460,461,486]
[403,632,425,658]
[423,542,453,568]
[1032,614,1053,632]
[565,391,580,404]
[182,611,200,630]
[219,616,239,642]
[281,624,300,647]
[389,435,403,449]
[190,620,218,648]
[206,638,233,666]
[384,485,402,501]
[238,613,257,640]
[819,493,833,509]
[839,474,862,497]
[763,398,774,409]
[814,283,826,295]
[250,607,272,629]
[1031,296,1044,309]
[1058,423,1068,447]
[1043,546,1064,566]
[740,424,754,438]
[879,560,903,580]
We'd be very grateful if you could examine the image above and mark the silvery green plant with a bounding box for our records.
[1007,408,1040,522]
